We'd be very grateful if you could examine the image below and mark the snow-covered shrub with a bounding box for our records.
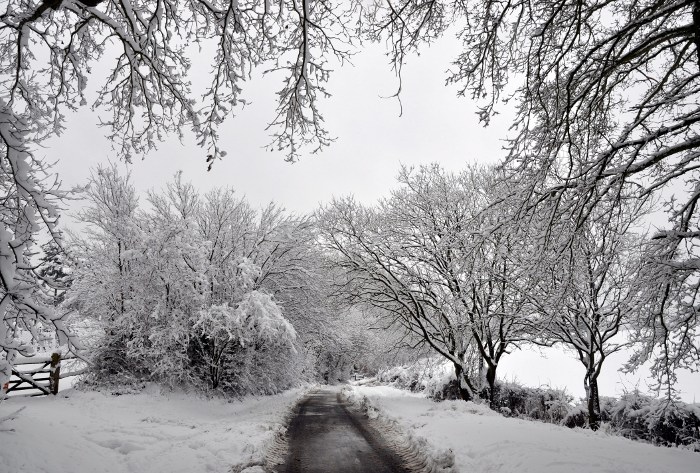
[607,390,700,448]
[213,344,308,397]
[431,379,464,401]
[560,389,700,448]
[562,396,616,429]
[491,380,574,423]
[562,403,587,428]
[188,293,297,391]
[376,358,462,399]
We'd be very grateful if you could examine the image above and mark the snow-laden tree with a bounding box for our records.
[0,109,76,402]
[626,232,700,400]
[67,163,144,379]
[37,240,73,307]
[321,195,476,399]
[532,200,648,430]
[69,169,337,393]
[363,0,700,395]
[320,164,534,402]
[76,164,140,320]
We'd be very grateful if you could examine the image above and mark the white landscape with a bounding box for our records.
[2,382,698,473]
[1,0,700,472]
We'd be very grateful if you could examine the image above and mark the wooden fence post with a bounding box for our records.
[49,352,61,395]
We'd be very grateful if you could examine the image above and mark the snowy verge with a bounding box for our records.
[0,384,311,473]
[340,385,457,473]
[348,385,699,473]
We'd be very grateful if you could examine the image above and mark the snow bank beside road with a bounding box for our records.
[0,385,305,473]
[341,385,457,473]
[349,385,699,473]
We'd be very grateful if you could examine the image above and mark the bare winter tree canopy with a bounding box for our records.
[1,0,361,162]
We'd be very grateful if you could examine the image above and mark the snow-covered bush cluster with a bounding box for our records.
[564,390,700,449]
[65,167,342,395]
[493,380,700,449]
[376,356,700,450]
[492,381,699,449]
[491,380,574,424]
[376,358,464,401]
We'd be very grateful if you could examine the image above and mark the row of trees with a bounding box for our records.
[319,163,663,430]
[0,159,694,434]
[5,159,687,432]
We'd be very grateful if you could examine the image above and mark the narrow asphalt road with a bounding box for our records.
[281,389,411,473]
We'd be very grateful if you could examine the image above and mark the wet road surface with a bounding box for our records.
[281,389,410,473]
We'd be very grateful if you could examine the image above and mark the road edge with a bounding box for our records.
[339,386,458,473]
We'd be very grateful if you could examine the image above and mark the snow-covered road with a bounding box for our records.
[281,389,409,473]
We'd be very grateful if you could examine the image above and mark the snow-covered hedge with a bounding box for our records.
[495,382,700,449]
[491,380,574,424]
[376,359,574,423]
[376,358,461,400]
[563,390,700,449]
[377,360,700,451]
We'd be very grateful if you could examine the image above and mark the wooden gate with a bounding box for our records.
[3,352,81,396]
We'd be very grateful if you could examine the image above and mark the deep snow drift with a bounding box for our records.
[347,384,699,473]
[0,385,305,473]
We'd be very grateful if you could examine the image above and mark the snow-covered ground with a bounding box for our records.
[0,385,306,473]
[347,384,699,473]
[4,381,697,473]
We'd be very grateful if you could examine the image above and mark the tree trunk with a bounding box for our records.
[485,363,497,408]
[211,363,219,390]
[210,341,221,390]
[585,372,601,430]
[454,363,473,402]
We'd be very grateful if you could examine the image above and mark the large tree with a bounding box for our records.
[320,164,534,402]
[532,199,648,429]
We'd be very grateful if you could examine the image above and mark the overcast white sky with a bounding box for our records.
[48,36,511,213]
[45,34,699,403]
